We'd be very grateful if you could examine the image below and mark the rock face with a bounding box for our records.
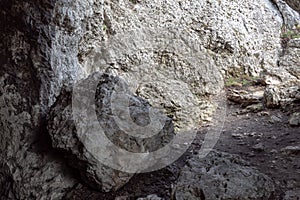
[0,1,80,199]
[263,38,300,109]
[173,151,276,200]
[0,0,299,199]
[273,0,300,28]
[264,83,300,109]
[81,0,285,131]
[47,73,174,192]
[280,39,300,80]
[137,194,164,200]
[227,88,264,106]
[289,112,300,126]
[284,0,300,14]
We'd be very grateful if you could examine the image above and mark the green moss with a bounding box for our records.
[225,75,259,87]
[281,25,300,40]
[102,24,107,32]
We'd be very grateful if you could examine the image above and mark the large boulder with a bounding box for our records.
[47,73,175,192]
[173,151,275,200]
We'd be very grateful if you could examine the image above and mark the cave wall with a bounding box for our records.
[0,0,299,199]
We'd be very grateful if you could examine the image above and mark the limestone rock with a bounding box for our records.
[264,84,300,109]
[0,0,296,198]
[289,112,300,126]
[264,86,282,108]
[273,0,300,29]
[252,143,266,151]
[227,89,264,106]
[284,0,300,14]
[280,39,300,80]
[173,151,275,200]
[281,145,300,155]
[47,73,175,192]
[137,194,164,200]
[284,189,300,200]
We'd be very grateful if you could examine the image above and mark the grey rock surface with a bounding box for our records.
[264,84,300,109]
[281,145,300,155]
[289,112,300,126]
[47,73,175,192]
[273,0,300,29]
[227,89,264,106]
[137,194,164,200]
[0,0,81,199]
[173,151,275,200]
[284,189,300,200]
[280,39,300,80]
[1,0,299,198]
[284,0,300,14]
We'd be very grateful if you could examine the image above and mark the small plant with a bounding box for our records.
[102,24,107,32]
[225,75,259,87]
[281,30,300,39]
[281,24,300,49]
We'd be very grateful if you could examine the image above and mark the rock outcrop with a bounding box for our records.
[173,151,276,200]
[47,73,175,192]
[284,0,300,14]
[1,0,299,198]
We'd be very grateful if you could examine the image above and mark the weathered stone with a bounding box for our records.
[281,145,300,155]
[284,0,300,14]
[284,189,300,200]
[273,0,300,29]
[264,86,282,108]
[47,73,175,192]
[173,151,275,200]
[280,39,300,79]
[227,89,264,106]
[1,0,298,198]
[289,112,300,126]
[252,143,266,151]
[264,83,300,109]
[137,194,164,200]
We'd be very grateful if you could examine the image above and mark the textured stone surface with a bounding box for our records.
[264,84,300,108]
[284,0,300,14]
[284,189,300,200]
[0,1,80,199]
[137,194,164,200]
[47,73,175,192]
[281,145,300,155]
[273,0,300,28]
[280,39,300,80]
[227,89,264,106]
[289,112,300,126]
[173,151,276,200]
[1,0,299,198]
[79,0,290,130]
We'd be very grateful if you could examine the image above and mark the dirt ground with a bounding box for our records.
[66,86,300,200]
